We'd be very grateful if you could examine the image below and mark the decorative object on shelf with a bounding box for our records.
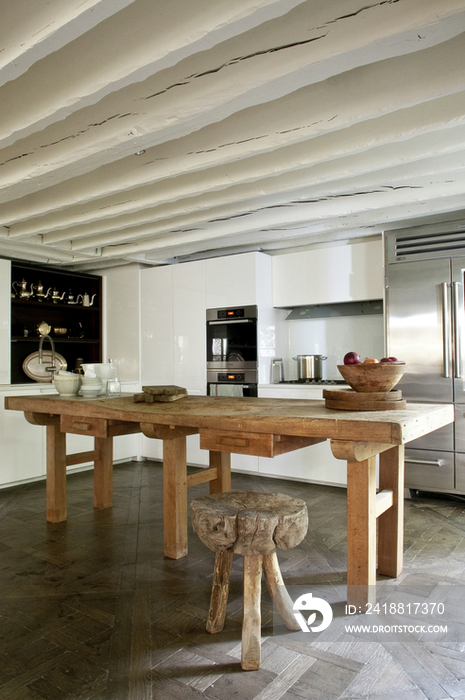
[36,321,51,336]
[22,350,67,382]
[10,261,102,385]
[82,292,97,307]
[51,288,66,303]
[12,278,35,299]
[35,281,52,301]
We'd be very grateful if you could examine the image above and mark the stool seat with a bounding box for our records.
[191,491,308,671]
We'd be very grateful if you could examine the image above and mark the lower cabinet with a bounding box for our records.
[0,383,141,489]
[0,386,49,485]
[258,385,347,487]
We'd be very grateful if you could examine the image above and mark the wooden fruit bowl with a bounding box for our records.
[337,362,406,393]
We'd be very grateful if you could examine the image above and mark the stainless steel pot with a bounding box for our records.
[292,354,327,380]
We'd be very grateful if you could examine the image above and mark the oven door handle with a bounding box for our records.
[207,319,254,325]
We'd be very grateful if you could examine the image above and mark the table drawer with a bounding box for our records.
[200,428,321,458]
[61,415,109,437]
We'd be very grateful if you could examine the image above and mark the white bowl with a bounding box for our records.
[81,363,115,394]
[82,363,115,380]
[81,377,103,387]
[80,386,101,398]
[54,374,81,396]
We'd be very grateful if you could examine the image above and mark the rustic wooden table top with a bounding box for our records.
[4,393,454,446]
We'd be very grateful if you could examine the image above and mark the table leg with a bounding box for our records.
[46,422,67,523]
[346,456,377,611]
[163,435,188,559]
[209,450,231,494]
[94,436,113,510]
[378,445,404,578]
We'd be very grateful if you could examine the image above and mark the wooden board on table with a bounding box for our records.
[133,385,188,403]
[323,388,406,411]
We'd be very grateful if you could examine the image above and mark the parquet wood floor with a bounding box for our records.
[0,460,464,699]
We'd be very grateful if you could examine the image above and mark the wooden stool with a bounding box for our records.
[190,491,308,670]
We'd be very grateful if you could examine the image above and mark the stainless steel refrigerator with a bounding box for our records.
[385,224,465,495]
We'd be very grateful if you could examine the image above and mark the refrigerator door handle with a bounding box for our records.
[405,457,444,467]
[442,282,452,378]
[452,281,463,379]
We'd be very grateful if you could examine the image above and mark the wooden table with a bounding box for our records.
[4,393,453,609]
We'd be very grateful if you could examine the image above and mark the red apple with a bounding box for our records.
[343,352,361,365]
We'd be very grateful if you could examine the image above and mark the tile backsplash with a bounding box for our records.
[280,314,385,381]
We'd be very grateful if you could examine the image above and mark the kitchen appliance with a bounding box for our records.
[292,354,327,381]
[207,370,258,397]
[206,305,258,396]
[271,358,284,383]
[385,225,465,494]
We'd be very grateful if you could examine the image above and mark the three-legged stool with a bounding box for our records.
[190,491,308,670]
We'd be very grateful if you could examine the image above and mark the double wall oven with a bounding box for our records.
[206,305,258,397]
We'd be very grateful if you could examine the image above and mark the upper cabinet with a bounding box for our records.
[10,262,102,384]
[272,239,384,308]
[206,253,265,308]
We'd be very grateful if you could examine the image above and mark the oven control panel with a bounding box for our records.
[217,308,245,319]
[218,372,245,381]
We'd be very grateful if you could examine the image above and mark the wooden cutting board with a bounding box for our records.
[323,387,406,411]
[133,385,188,403]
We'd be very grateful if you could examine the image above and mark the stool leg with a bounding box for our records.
[207,550,233,634]
[263,552,300,631]
[242,554,263,671]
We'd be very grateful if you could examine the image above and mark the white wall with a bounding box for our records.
[282,314,385,381]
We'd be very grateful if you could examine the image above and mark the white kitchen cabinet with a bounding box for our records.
[258,384,347,487]
[140,262,209,465]
[140,254,273,472]
[206,253,259,308]
[98,263,141,382]
[272,238,384,308]
[172,260,206,394]
[141,265,174,387]
[0,384,50,485]
[0,259,10,385]
[0,382,141,488]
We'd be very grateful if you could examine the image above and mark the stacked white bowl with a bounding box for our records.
[80,371,103,397]
[81,363,115,394]
[54,371,82,396]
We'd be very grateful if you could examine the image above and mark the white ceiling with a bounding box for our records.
[1,0,465,270]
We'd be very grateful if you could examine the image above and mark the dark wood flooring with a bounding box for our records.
[0,460,464,699]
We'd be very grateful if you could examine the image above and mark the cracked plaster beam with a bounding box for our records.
[36,124,465,246]
[2,34,465,230]
[110,191,465,264]
[55,151,465,252]
[0,0,135,86]
[0,0,306,148]
[88,176,465,261]
[1,3,464,204]
[6,90,465,238]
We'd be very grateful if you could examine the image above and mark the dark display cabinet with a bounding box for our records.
[10,262,102,384]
